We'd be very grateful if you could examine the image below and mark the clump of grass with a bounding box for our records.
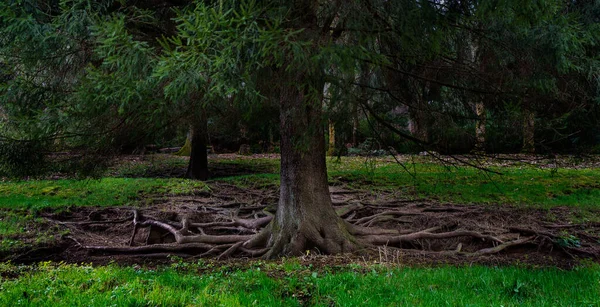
[0,209,64,254]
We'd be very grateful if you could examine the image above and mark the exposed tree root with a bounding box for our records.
[46,192,599,262]
[351,210,424,226]
[46,217,132,226]
[85,243,215,254]
[191,216,272,230]
[70,206,593,260]
[365,229,503,245]
[472,236,534,255]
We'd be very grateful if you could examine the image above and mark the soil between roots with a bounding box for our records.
[5,182,600,268]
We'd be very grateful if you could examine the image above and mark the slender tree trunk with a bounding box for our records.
[328,120,336,156]
[354,65,369,147]
[522,107,535,153]
[352,102,359,147]
[186,111,209,180]
[408,104,429,143]
[474,101,486,152]
[463,31,486,153]
[261,70,357,257]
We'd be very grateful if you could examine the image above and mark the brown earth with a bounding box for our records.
[6,181,599,269]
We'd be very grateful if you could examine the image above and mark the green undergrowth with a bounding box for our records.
[218,173,280,188]
[0,261,598,306]
[211,157,280,171]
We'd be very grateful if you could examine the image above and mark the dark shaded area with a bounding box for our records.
[112,154,279,179]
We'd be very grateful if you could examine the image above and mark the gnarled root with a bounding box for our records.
[68,204,600,260]
[263,220,360,258]
[82,209,270,258]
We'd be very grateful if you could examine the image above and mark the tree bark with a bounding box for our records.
[186,111,210,180]
[352,102,359,147]
[244,0,358,258]
[474,101,486,152]
[463,31,486,153]
[522,107,535,153]
[261,70,357,257]
[354,65,369,147]
[328,119,336,156]
[408,98,429,143]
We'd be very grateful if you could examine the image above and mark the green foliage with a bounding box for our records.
[3,0,600,175]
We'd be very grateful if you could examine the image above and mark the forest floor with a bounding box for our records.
[1,153,600,305]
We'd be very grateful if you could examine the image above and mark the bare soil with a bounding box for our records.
[7,181,599,269]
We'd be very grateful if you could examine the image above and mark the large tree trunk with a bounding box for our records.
[186,112,210,180]
[260,71,357,257]
[244,1,357,258]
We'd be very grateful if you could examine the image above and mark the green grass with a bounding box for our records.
[328,160,600,209]
[0,178,209,210]
[0,261,598,306]
[110,155,190,178]
[212,156,600,209]
[1,156,599,305]
[0,209,63,253]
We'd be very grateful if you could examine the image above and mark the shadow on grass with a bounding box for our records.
[112,154,279,180]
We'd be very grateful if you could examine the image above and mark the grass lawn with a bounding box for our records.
[2,155,599,210]
[328,159,600,209]
[1,261,598,306]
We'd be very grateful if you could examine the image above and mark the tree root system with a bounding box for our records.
[27,183,600,266]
